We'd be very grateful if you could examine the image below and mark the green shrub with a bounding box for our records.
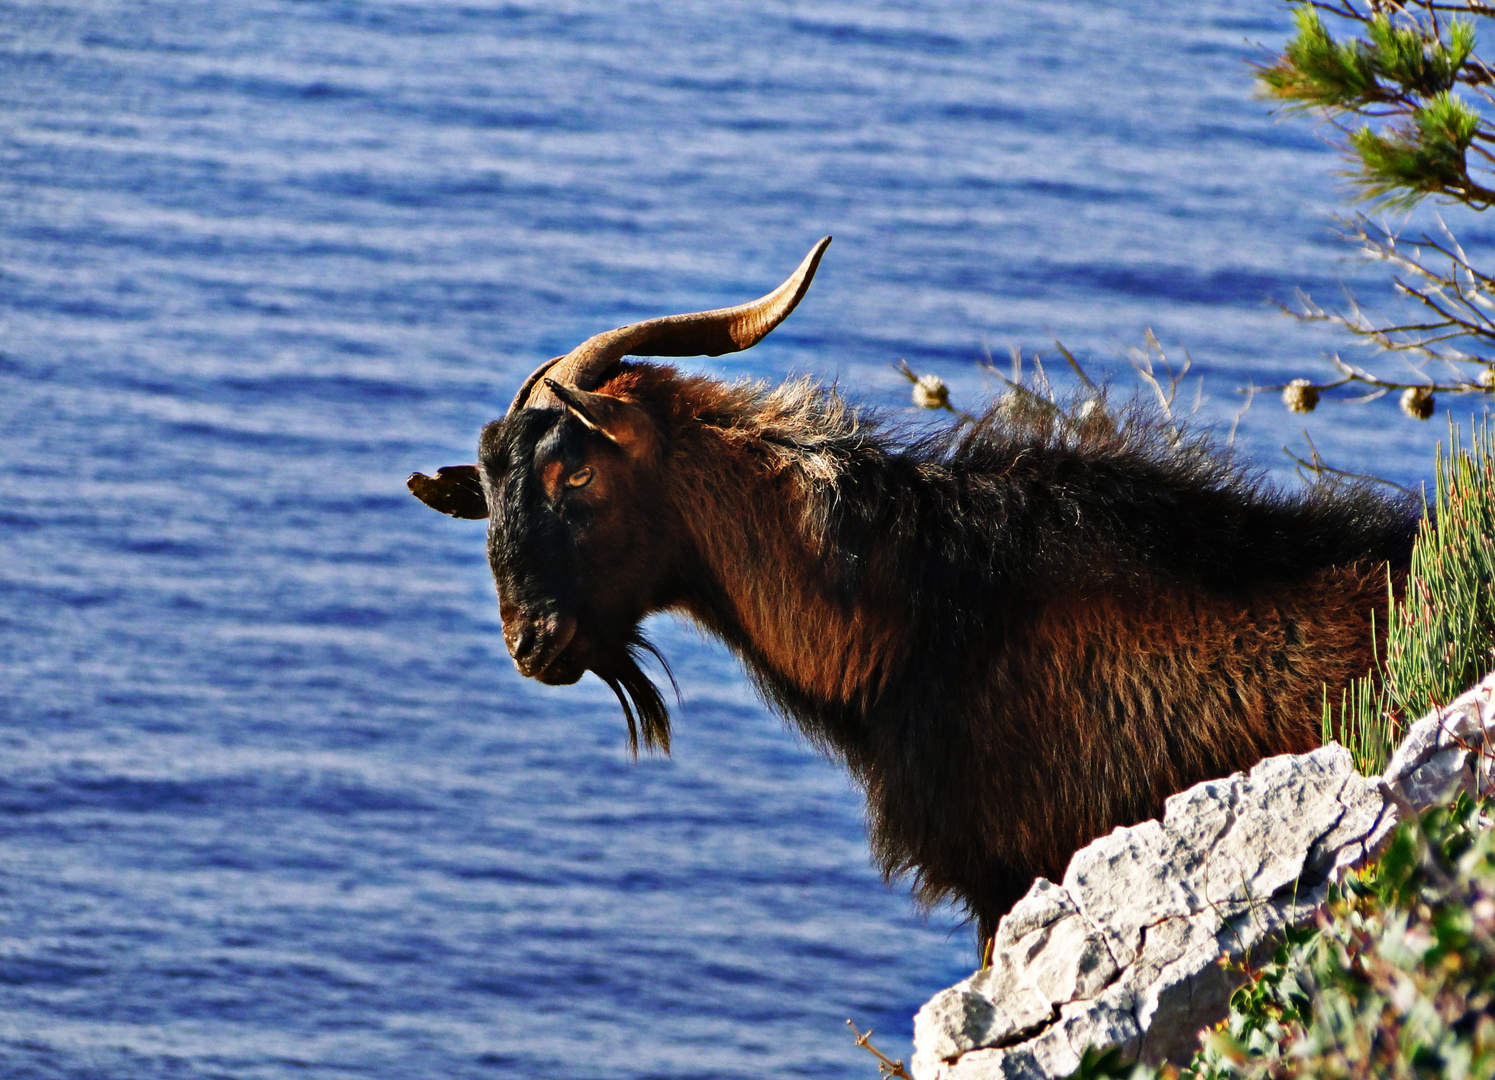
[1325,418,1495,775]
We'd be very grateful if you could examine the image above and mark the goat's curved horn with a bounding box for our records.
[511,236,831,413]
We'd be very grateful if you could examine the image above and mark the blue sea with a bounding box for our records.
[1,2,1485,1077]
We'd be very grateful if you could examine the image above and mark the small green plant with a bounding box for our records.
[1177,793,1495,1080]
[1323,416,1495,774]
[1386,420,1495,717]
[1321,654,1397,777]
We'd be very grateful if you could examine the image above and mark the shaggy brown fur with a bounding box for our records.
[421,361,1418,941]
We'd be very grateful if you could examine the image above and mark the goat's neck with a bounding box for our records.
[665,432,908,724]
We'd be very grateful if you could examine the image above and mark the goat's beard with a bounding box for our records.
[592,630,677,757]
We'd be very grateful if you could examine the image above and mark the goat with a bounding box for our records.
[408,238,1418,941]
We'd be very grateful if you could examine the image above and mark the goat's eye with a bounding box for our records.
[566,467,593,489]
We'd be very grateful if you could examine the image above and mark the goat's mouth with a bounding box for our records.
[529,629,587,686]
[509,613,581,683]
[532,651,586,686]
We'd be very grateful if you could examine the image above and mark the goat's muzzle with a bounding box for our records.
[502,610,582,684]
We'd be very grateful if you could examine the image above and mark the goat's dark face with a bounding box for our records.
[475,388,676,751]
[406,238,831,752]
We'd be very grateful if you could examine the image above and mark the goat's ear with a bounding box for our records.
[407,465,489,519]
[544,379,657,457]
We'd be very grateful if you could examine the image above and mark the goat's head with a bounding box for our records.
[408,238,831,752]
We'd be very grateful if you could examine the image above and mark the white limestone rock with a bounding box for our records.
[909,671,1495,1080]
[1384,674,1495,809]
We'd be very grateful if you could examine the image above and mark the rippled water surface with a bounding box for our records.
[0,2,1480,1077]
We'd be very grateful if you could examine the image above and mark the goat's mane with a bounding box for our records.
[674,373,877,481]
[666,366,1240,489]
[660,369,1417,580]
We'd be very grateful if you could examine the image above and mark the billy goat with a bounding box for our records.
[409,238,1418,940]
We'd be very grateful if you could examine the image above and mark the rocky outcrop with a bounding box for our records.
[910,672,1495,1080]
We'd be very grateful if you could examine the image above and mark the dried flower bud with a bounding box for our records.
[1401,385,1435,420]
[1479,367,1495,390]
[911,374,949,410]
[1281,379,1319,414]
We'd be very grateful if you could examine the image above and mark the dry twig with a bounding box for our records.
[847,1020,915,1079]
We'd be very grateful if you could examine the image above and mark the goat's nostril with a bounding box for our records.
[510,625,537,660]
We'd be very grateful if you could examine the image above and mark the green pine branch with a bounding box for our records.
[1317,417,1495,778]
[1351,92,1492,206]
[1258,8,1390,108]
[1256,5,1489,208]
